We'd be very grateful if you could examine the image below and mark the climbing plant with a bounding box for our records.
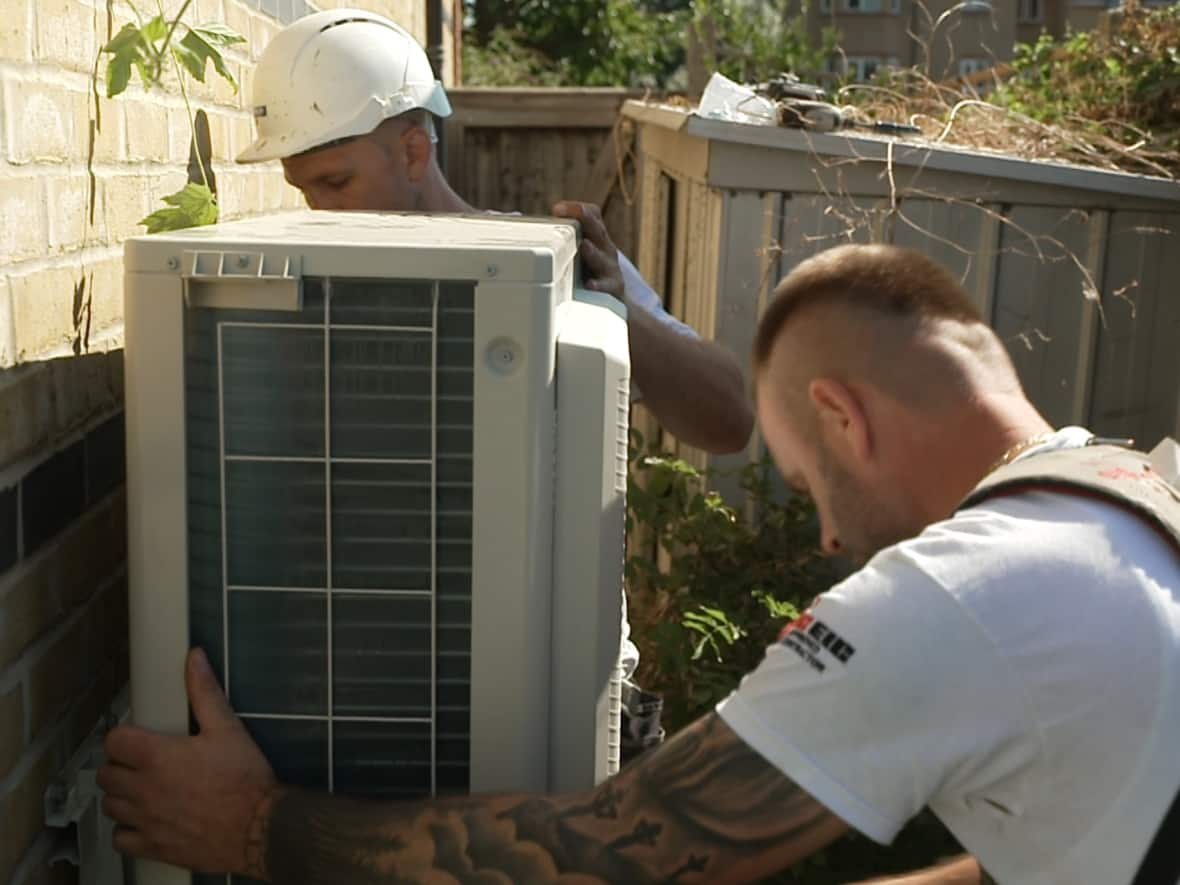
[98,1,245,232]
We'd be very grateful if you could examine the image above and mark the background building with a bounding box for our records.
[806,0,1169,81]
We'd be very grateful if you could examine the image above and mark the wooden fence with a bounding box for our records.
[624,100,1180,503]
[443,88,646,261]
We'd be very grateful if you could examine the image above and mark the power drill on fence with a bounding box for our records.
[756,73,921,136]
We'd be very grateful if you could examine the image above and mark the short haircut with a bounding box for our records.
[752,244,983,370]
[292,109,436,158]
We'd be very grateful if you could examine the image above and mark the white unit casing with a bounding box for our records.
[122,211,627,885]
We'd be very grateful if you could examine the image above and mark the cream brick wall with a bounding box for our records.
[0,2,433,883]
[317,0,428,41]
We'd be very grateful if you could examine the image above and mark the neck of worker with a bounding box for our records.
[412,162,478,214]
[896,392,1054,524]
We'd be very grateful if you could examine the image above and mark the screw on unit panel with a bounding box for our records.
[486,264,499,277]
[167,257,179,270]
[486,337,522,375]
[237,255,250,268]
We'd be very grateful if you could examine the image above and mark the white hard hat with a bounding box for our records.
[236,8,451,163]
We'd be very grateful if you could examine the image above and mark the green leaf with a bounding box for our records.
[178,26,238,91]
[105,51,134,97]
[192,22,247,46]
[101,22,143,55]
[101,23,147,97]
[140,183,218,233]
[171,42,207,82]
[140,14,168,44]
[132,57,152,87]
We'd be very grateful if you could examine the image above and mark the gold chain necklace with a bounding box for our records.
[985,431,1057,476]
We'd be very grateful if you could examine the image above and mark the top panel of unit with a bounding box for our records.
[124,211,580,284]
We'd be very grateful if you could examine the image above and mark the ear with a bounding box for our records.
[808,377,873,464]
[399,123,433,184]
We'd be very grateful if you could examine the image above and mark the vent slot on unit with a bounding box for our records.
[184,279,475,885]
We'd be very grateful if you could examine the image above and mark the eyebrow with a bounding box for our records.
[310,169,351,186]
[283,163,351,189]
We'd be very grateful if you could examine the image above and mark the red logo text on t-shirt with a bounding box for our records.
[778,611,856,671]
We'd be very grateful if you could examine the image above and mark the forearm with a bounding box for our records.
[257,789,532,884]
[855,855,992,885]
[627,302,753,454]
[254,714,845,884]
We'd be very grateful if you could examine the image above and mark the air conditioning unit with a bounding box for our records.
[122,211,628,885]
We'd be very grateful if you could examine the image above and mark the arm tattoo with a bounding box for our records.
[259,713,846,884]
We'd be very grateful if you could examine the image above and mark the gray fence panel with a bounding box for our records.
[892,199,1002,320]
[993,206,1100,429]
[1089,213,1180,446]
[777,194,889,269]
[708,192,788,504]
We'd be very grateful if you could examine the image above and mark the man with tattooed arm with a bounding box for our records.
[99,245,1180,884]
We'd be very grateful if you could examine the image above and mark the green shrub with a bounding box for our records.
[624,435,833,731]
[689,0,837,87]
[462,0,833,89]
[625,435,962,881]
[994,1,1180,169]
[462,0,686,88]
[461,26,569,87]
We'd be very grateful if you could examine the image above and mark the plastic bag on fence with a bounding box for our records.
[695,71,778,126]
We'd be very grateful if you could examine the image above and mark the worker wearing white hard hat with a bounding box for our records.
[238,7,751,461]
[237,9,451,163]
[237,6,754,760]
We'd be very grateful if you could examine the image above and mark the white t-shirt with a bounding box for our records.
[718,428,1180,884]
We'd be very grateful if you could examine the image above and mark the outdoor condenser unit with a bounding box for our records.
[123,211,628,884]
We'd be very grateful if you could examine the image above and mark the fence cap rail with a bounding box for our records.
[449,88,662,129]
[622,100,1180,207]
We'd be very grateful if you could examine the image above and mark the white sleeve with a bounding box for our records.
[716,538,1038,844]
[617,251,699,340]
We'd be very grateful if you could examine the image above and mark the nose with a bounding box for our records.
[303,190,344,211]
[821,531,842,557]
[311,196,340,211]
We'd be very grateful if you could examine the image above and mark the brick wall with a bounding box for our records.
[0,1,436,883]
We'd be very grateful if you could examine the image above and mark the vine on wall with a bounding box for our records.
[98,0,245,231]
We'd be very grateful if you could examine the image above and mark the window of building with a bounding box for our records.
[821,0,902,13]
[248,0,313,25]
[958,58,991,77]
[1019,0,1042,20]
[829,56,897,82]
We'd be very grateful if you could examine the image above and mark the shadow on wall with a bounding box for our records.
[0,349,129,884]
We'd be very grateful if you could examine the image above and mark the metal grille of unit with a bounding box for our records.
[184,278,474,883]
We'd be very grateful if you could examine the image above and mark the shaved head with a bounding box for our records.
[752,244,1046,564]
[755,244,1022,429]
[754,244,982,365]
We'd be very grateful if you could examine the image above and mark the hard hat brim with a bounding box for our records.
[236,137,282,164]
[235,83,452,165]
